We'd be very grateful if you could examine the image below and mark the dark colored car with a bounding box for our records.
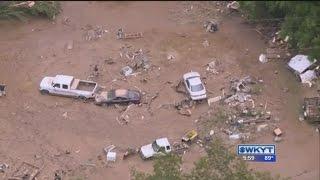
[94,89,141,106]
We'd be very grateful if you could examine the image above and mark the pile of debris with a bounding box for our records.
[257,30,292,62]
[116,104,145,125]
[119,45,151,76]
[205,60,222,75]
[8,162,40,180]
[116,28,143,40]
[224,76,257,105]
[157,98,195,117]
[84,25,107,41]
[0,84,6,97]
[172,142,189,155]
[204,20,218,33]
[303,97,320,123]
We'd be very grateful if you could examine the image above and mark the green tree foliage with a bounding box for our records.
[240,1,320,60]
[131,153,182,180]
[132,139,285,180]
[0,1,61,21]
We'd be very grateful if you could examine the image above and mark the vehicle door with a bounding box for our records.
[51,83,63,95]
[60,84,78,97]
[185,79,191,93]
[111,97,123,104]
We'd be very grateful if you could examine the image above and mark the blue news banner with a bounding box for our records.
[237,144,276,162]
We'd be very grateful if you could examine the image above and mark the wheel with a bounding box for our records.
[78,96,87,102]
[40,90,49,95]
[94,101,102,106]
[133,100,140,104]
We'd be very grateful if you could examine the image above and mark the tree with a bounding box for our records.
[131,139,285,180]
[240,1,320,60]
[131,153,182,180]
[0,1,61,21]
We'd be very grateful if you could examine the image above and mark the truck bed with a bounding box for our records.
[71,79,97,92]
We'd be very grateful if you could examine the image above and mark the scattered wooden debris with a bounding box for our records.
[117,28,143,40]
[9,162,40,180]
[273,128,282,136]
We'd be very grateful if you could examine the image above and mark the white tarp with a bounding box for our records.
[288,55,312,73]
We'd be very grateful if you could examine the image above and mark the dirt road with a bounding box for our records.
[0,2,318,180]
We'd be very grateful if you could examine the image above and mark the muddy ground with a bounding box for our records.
[0,1,319,180]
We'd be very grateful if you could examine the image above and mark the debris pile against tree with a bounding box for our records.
[257,30,293,62]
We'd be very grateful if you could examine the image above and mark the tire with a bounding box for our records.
[40,90,49,95]
[133,100,140,104]
[78,96,87,101]
[94,101,102,106]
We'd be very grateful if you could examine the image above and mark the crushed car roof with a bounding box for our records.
[115,89,128,97]
[53,75,74,85]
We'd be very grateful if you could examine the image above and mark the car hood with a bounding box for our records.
[40,77,53,89]
[140,144,155,158]
[129,91,141,100]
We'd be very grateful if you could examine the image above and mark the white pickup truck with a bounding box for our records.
[39,75,98,99]
[140,137,172,160]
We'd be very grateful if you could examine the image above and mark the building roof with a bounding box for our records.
[53,75,74,85]
[288,55,312,74]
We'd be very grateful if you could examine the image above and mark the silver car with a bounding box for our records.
[183,71,207,100]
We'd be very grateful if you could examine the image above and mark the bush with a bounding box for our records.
[0,1,61,21]
[132,139,286,180]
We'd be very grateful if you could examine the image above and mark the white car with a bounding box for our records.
[140,138,172,160]
[183,71,207,100]
[39,75,98,99]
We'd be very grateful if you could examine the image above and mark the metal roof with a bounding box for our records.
[288,55,312,74]
[53,75,74,85]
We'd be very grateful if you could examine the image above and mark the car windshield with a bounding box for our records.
[108,91,115,99]
[191,84,204,92]
[152,141,160,152]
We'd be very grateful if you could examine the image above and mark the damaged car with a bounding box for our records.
[183,71,207,100]
[94,89,141,106]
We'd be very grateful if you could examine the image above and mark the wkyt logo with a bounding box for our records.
[238,144,275,155]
